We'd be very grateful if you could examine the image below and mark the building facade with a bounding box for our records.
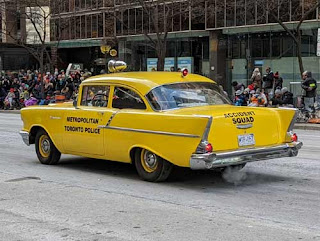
[51,0,320,94]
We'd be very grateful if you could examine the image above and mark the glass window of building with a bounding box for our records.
[123,9,129,35]
[75,16,81,39]
[105,12,114,37]
[80,0,86,9]
[236,0,246,26]
[226,1,235,27]
[116,11,122,35]
[172,2,181,31]
[216,1,224,28]
[98,13,103,38]
[81,15,86,38]
[86,15,92,38]
[105,0,114,7]
[191,0,205,30]
[128,8,135,35]
[279,1,290,22]
[206,0,216,28]
[246,0,255,25]
[71,17,76,39]
[256,1,267,24]
[92,15,98,38]
[136,8,143,34]
[181,2,190,31]
[291,0,302,21]
[75,0,80,11]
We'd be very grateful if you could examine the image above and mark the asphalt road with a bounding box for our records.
[0,113,319,241]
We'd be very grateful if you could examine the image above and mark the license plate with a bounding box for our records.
[238,134,255,147]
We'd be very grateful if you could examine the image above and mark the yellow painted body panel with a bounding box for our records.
[20,72,297,168]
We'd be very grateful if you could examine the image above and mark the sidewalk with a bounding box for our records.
[1,109,319,131]
[294,123,320,131]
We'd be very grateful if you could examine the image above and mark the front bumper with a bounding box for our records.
[190,142,303,170]
[20,131,30,146]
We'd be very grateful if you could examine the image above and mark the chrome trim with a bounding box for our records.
[190,142,303,170]
[237,124,253,129]
[50,116,61,120]
[201,116,213,142]
[19,131,30,146]
[287,109,298,132]
[99,126,200,138]
[195,116,213,153]
[106,111,119,126]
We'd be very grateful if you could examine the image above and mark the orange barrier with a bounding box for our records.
[55,95,66,102]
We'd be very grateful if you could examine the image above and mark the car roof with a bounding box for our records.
[82,72,215,95]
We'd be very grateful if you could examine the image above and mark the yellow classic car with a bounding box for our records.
[20,62,302,182]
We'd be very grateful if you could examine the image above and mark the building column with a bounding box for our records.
[209,30,227,89]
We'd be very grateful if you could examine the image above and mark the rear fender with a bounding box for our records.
[273,108,297,142]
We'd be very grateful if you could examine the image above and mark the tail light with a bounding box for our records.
[291,133,298,142]
[205,143,213,153]
[196,141,213,154]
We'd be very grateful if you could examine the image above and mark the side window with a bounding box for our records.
[81,85,110,107]
[112,87,146,110]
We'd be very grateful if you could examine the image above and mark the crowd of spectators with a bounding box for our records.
[0,68,92,110]
[232,67,295,108]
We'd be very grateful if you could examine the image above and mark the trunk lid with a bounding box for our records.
[169,105,280,152]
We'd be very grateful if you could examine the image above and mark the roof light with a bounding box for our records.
[181,68,188,77]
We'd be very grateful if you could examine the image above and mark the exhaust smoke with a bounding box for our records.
[222,166,247,185]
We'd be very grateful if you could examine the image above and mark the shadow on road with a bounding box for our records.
[55,156,296,189]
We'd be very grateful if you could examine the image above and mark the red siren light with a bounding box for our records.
[181,68,188,77]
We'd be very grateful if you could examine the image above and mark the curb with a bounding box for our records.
[294,123,320,131]
[0,110,21,114]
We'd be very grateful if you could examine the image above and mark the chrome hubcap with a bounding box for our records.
[144,152,157,169]
[41,139,50,154]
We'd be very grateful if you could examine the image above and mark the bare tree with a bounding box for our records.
[0,0,66,73]
[115,0,196,71]
[265,0,320,76]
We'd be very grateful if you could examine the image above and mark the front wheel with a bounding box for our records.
[35,129,61,165]
[134,149,173,182]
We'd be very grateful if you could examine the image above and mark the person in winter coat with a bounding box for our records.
[251,68,262,89]
[301,71,317,112]
[274,72,283,90]
[263,67,274,93]
[281,87,293,106]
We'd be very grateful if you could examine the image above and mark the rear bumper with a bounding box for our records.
[190,142,303,170]
[20,131,30,146]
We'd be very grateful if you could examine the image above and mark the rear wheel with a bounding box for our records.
[35,129,61,165]
[134,149,173,182]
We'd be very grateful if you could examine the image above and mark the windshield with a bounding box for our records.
[146,82,231,111]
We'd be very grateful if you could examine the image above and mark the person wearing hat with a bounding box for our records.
[301,71,317,112]
[281,87,293,106]
[269,89,283,107]
[274,71,283,90]
[234,90,247,106]
[5,88,15,109]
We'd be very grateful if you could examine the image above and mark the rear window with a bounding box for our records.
[146,82,230,111]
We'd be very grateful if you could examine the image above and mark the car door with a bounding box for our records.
[103,85,148,162]
[63,84,114,156]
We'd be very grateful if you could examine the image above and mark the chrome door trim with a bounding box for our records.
[97,125,200,138]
